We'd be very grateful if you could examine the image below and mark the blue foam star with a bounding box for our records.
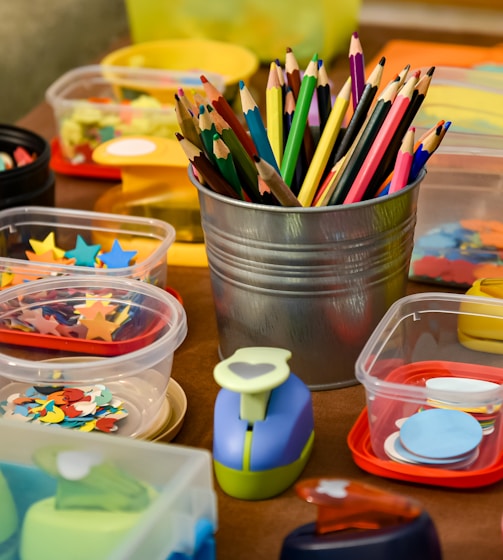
[98,240,137,269]
[65,235,101,267]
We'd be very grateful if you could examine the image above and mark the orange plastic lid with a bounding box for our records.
[348,407,503,488]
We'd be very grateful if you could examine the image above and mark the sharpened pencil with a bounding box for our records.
[240,80,279,172]
[332,56,385,164]
[317,59,332,134]
[280,53,318,187]
[253,155,302,207]
[209,107,262,202]
[297,77,351,207]
[213,133,247,200]
[388,127,415,194]
[343,72,419,204]
[326,74,402,205]
[175,132,240,199]
[266,62,284,167]
[201,74,258,158]
[349,31,365,110]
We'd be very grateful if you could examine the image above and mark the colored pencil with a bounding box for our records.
[266,61,284,167]
[201,74,257,158]
[177,87,198,116]
[388,127,415,194]
[280,53,318,187]
[174,93,204,151]
[213,133,246,200]
[349,31,365,110]
[332,56,385,165]
[175,132,240,199]
[297,77,351,207]
[326,74,402,206]
[285,47,301,99]
[240,80,279,173]
[375,120,445,197]
[410,120,451,180]
[343,72,419,204]
[198,104,217,161]
[253,155,302,207]
[209,107,261,202]
[316,59,332,134]
[312,156,346,206]
[368,66,435,196]
[285,47,316,170]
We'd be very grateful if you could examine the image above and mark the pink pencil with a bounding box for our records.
[388,127,415,194]
[343,72,419,205]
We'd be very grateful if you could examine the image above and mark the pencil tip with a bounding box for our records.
[352,31,359,38]
[379,56,386,65]
[427,66,436,76]
[286,46,292,53]
[175,132,183,140]
[200,75,208,83]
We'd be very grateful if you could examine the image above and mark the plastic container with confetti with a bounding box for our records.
[0,206,176,291]
[0,276,187,440]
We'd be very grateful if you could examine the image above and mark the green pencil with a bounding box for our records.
[198,104,217,162]
[280,53,318,187]
[213,133,246,200]
[209,106,262,202]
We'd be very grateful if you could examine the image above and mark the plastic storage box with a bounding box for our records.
[0,206,176,291]
[0,419,217,560]
[0,276,187,440]
[45,64,223,169]
[409,66,503,288]
[352,292,503,488]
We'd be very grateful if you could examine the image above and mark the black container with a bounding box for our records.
[0,124,54,209]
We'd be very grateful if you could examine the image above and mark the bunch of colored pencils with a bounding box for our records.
[175,31,450,208]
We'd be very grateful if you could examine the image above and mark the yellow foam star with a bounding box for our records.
[80,312,119,342]
[29,232,66,259]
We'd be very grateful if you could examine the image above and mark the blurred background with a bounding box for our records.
[0,0,501,123]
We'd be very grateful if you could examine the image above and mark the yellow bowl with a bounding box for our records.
[102,38,259,104]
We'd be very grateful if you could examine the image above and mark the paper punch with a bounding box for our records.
[212,347,314,500]
[280,478,442,559]
[458,278,503,354]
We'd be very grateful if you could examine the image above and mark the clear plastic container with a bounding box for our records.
[355,293,503,474]
[0,276,187,439]
[0,206,175,291]
[409,66,503,288]
[45,64,224,165]
[0,419,216,560]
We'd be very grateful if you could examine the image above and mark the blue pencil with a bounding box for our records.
[239,80,280,173]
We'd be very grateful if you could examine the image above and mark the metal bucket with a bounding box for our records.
[191,167,425,390]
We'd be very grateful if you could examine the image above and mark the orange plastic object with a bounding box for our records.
[295,478,422,534]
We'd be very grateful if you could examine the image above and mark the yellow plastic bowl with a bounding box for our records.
[101,38,259,104]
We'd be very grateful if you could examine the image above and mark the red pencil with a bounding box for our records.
[200,74,257,159]
[343,72,419,204]
[389,127,415,194]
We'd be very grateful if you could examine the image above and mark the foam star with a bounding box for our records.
[25,249,75,266]
[65,235,101,267]
[20,308,61,336]
[79,312,119,341]
[75,300,117,320]
[98,240,137,269]
[29,232,66,259]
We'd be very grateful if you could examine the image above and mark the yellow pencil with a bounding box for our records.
[266,61,284,167]
[297,77,351,207]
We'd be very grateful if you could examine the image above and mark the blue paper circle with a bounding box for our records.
[399,408,483,460]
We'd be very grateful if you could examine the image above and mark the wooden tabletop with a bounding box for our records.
[17,21,503,560]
